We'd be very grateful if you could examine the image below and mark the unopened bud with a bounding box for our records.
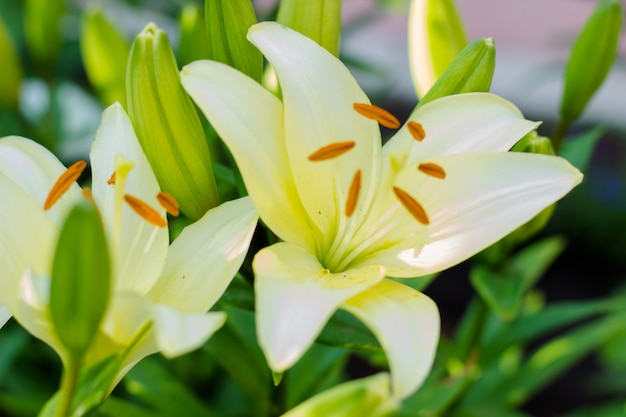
[277,0,341,56]
[0,15,22,109]
[178,5,210,66]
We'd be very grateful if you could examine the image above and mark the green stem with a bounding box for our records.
[55,355,82,417]
[551,119,571,154]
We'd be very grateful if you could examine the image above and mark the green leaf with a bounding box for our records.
[50,200,111,356]
[98,396,169,417]
[127,23,219,220]
[38,355,122,417]
[414,37,495,110]
[471,265,524,322]
[510,236,567,291]
[124,357,221,417]
[205,0,263,82]
[560,0,622,125]
[318,310,382,352]
[0,14,22,109]
[277,0,342,56]
[559,126,604,173]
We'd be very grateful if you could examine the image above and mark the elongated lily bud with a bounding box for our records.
[179,4,210,66]
[0,15,22,109]
[277,0,342,56]
[50,199,111,356]
[24,0,64,63]
[127,23,219,220]
[560,0,622,125]
[409,0,468,97]
[281,374,399,417]
[205,0,262,82]
[415,37,495,110]
[81,10,130,106]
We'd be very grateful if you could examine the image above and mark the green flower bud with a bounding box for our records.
[0,15,22,109]
[560,0,622,125]
[179,5,210,66]
[50,199,111,356]
[127,23,219,220]
[80,9,130,106]
[511,130,555,156]
[415,37,495,110]
[281,374,399,417]
[409,0,468,97]
[277,0,342,56]
[205,0,263,82]
[24,0,64,63]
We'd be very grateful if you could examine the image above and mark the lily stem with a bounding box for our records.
[55,355,82,417]
[551,119,571,154]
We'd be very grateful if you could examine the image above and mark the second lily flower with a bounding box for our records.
[181,22,582,399]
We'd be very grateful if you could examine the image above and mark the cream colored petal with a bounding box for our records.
[147,197,257,313]
[101,292,152,346]
[253,242,386,372]
[248,22,381,250]
[181,60,316,251]
[0,136,82,227]
[343,280,439,399]
[383,93,539,170]
[352,152,582,277]
[0,302,10,329]
[90,103,168,294]
[0,174,56,313]
[152,306,226,358]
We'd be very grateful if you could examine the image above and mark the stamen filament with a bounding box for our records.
[345,170,362,217]
[124,194,167,227]
[418,162,446,179]
[157,191,180,216]
[407,121,426,141]
[392,187,430,225]
[353,103,400,129]
[308,141,355,161]
[44,160,87,210]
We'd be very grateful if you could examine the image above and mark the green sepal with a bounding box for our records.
[415,37,495,110]
[127,23,219,220]
[50,200,111,356]
[178,5,210,66]
[0,15,23,109]
[80,9,130,107]
[205,0,263,82]
[558,126,604,173]
[38,354,122,417]
[277,0,342,56]
[560,0,622,125]
[24,0,64,63]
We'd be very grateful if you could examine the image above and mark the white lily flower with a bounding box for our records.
[181,22,582,399]
[0,103,258,384]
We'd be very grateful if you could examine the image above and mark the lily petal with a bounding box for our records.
[0,302,10,329]
[147,196,258,313]
[0,136,82,227]
[90,103,168,294]
[152,305,226,357]
[253,242,386,372]
[355,152,582,276]
[181,61,314,250]
[248,22,381,245]
[343,280,439,399]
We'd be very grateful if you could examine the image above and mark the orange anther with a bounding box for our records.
[353,103,400,129]
[157,191,180,216]
[308,141,356,162]
[124,194,167,227]
[407,121,426,141]
[107,172,116,185]
[392,187,429,225]
[345,170,362,217]
[418,162,446,179]
[44,160,87,210]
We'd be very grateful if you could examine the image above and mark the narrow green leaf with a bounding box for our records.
[559,126,604,173]
[277,0,342,56]
[509,236,566,291]
[560,0,622,125]
[318,310,382,352]
[80,9,130,107]
[50,200,111,356]
[205,0,263,82]
[470,266,524,321]
[0,14,22,109]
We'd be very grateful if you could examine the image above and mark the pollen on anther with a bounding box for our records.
[124,194,167,227]
[353,103,400,129]
[345,170,362,217]
[418,162,446,179]
[407,121,426,141]
[157,191,180,216]
[308,141,355,161]
[392,186,430,225]
[44,160,87,210]
[107,172,116,185]
[82,187,93,200]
